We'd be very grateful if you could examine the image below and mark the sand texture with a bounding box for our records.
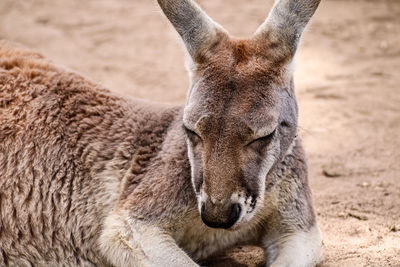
[1,0,399,266]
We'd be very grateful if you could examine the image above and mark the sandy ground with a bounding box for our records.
[1,0,399,266]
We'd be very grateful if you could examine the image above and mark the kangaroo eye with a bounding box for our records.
[183,125,202,143]
[248,129,276,147]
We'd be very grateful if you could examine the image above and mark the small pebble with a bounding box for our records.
[379,40,388,50]
[359,182,370,188]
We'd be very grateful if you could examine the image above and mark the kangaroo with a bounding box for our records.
[0,0,322,266]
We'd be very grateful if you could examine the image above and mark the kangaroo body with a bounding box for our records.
[0,0,323,266]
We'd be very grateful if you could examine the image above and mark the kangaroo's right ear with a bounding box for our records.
[157,0,227,62]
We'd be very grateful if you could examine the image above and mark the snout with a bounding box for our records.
[200,200,242,229]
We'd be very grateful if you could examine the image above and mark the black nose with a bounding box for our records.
[201,203,242,229]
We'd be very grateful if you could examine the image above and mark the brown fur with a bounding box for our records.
[0,38,316,265]
[0,0,322,265]
[0,41,188,265]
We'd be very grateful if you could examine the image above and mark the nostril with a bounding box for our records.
[229,203,241,225]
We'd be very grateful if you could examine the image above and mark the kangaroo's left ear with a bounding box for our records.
[157,0,228,62]
[254,0,321,62]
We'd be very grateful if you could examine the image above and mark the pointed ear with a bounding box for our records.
[254,0,321,61]
[157,0,228,62]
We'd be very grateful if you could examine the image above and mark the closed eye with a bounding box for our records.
[247,129,276,147]
[183,125,202,142]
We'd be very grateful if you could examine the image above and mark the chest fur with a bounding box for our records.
[172,213,263,261]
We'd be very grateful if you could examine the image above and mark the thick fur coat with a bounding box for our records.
[0,0,322,266]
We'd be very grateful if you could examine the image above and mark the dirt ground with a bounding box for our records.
[1,0,399,266]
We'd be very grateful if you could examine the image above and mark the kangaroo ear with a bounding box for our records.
[157,0,228,62]
[254,0,321,61]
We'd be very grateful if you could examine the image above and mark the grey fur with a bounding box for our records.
[255,0,321,58]
[157,0,227,60]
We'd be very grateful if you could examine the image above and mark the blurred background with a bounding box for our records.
[0,0,399,266]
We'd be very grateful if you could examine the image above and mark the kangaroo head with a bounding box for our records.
[158,0,320,229]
